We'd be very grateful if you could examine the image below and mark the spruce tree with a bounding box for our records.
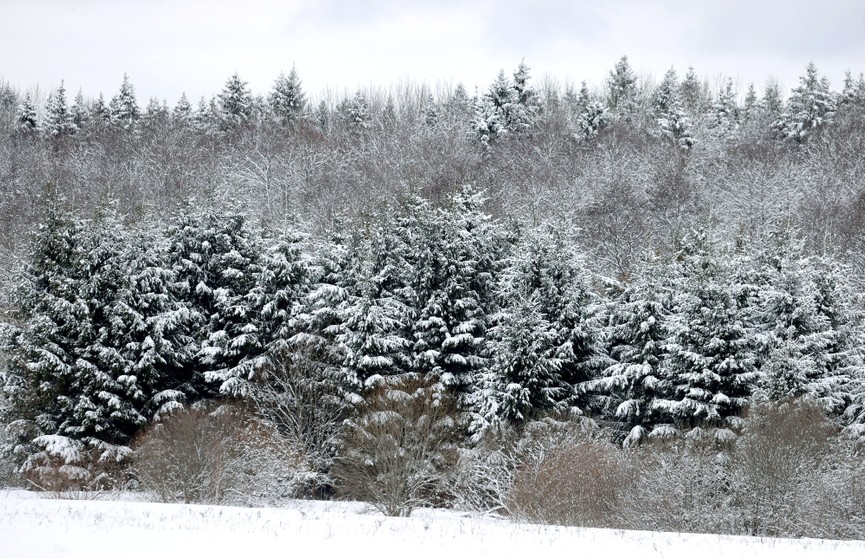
[173,92,193,125]
[659,231,757,431]
[218,73,254,130]
[270,65,306,125]
[585,276,673,445]
[42,81,75,137]
[16,93,38,133]
[164,204,263,398]
[70,89,90,131]
[779,62,835,142]
[475,225,606,429]
[653,68,693,149]
[606,55,638,114]
[1,208,185,482]
[109,74,140,131]
[340,228,413,389]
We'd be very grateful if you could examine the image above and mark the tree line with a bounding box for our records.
[1,56,865,488]
[2,190,864,482]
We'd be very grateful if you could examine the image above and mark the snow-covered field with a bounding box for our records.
[1,490,863,557]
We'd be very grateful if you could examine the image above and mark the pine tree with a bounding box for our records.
[173,92,193,125]
[339,224,413,389]
[193,95,218,133]
[142,97,169,131]
[837,70,865,121]
[653,68,693,149]
[16,93,38,133]
[164,204,264,398]
[270,65,306,125]
[779,62,836,142]
[745,232,862,413]
[607,55,638,114]
[338,90,370,133]
[109,74,140,131]
[423,93,439,127]
[474,225,606,430]
[585,277,673,445]
[741,83,759,123]
[254,230,311,353]
[576,100,609,138]
[42,81,76,137]
[512,59,540,128]
[680,66,706,114]
[0,208,186,482]
[712,77,739,134]
[91,93,111,126]
[1,207,85,453]
[471,71,516,145]
[218,73,254,130]
[658,231,757,431]
[70,89,90,131]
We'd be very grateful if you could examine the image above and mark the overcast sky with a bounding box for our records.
[2,0,864,105]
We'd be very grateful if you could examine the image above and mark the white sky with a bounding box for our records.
[1,0,864,105]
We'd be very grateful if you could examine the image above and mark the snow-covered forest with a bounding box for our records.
[1,58,865,539]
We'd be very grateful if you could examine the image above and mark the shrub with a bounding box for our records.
[729,398,853,538]
[507,433,633,527]
[132,404,306,505]
[332,376,459,517]
[10,427,132,493]
[618,443,736,534]
[249,351,349,497]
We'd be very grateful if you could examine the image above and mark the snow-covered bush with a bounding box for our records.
[728,399,858,538]
[14,430,132,493]
[132,405,307,506]
[507,425,633,527]
[618,399,865,539]
[618,442,735,534]
[332,376,460,517]
[250,349,350,497]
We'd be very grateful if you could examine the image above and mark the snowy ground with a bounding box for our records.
[1,490,863,557]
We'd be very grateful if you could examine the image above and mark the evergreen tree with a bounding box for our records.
[712,77,739,134]
[779,62,836,142]
[42,81,75,137]
[142,97,169,131]
[16,93,38,133]
[217,73,254,129]
[109,74,140,131]
[680,66,706,114]
[576,100,609,139]
[658,231,757,431]
[269,65,306,125]
[474,225,606,429]
[0,209,187,482]
[512,59,540,125]
[70,89,90,131]
[91,93,111,126]
[339,223,413,388]
[653,68,693,149]
[741,83,759,123]
[745,232,862,413]
[173,92,193,124]
[837,70,865,120]
[423,93,439,127]
[254,229,311,353]
[164,204,263,398]
[1,208,85,456]
[585,276,673,445]
[470,69,530,144]
[338,90,370,133]
[606,55,638,114]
